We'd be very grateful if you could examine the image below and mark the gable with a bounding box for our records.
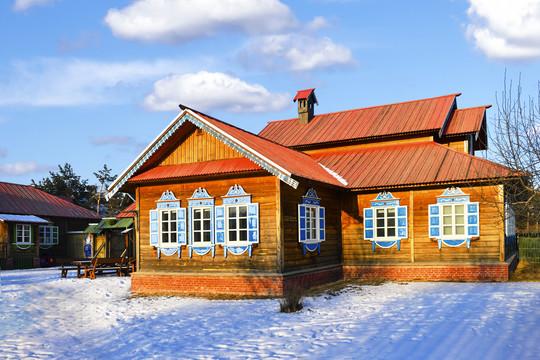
[159,127,243,166]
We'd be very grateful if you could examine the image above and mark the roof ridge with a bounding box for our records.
[264,93,462,125]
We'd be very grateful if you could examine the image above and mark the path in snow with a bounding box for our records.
[0,268,539,359]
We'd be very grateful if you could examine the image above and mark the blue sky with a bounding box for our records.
[1,0,540,187]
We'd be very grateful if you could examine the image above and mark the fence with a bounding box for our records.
[518,234,540,266]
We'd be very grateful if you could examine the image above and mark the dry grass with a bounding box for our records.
[509,261,540,281]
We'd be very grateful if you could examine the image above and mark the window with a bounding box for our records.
[298,188,325,254]
[215,185,259,257]
[428,187,479,250]
[39,225,58,246]
[442,204,465,237]
[192,207,212,245]
[160,209,178,246]
[149,190,187,251]
[16,224,32,244]
[363,192,407,250]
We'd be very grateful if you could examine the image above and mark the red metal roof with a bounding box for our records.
[0,182,102,219]
[259,94,460,147]
[192,111,344,187]
[312,142,517,189]
[117,202,136,218]
[443,106,488,136]
[129,158,263,182]
[293,88,316,101]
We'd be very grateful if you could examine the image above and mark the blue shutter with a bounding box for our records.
[248,203,259,243]
[429,204,440,238]
[319,206,325,241]
[215,205,225,244]
[150,209,159,246]
[177,208,187,245]
[467,202,479,237]
[298,204,307,243]
[363,208,374,240]
[397,205,408,238]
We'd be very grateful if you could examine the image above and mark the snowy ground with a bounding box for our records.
[0,268,539,360]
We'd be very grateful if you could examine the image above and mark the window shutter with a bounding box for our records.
[215,205,225,244]
[52,226,59,245]
[319,206,325,241]
[298,204,307,243]
[428,204,440,238]
[177,208,187,245]
[397,205,408,238]
[467,202,479,237]
[363,208,374,240]
[248,203,259,243]
[149,209,159,246]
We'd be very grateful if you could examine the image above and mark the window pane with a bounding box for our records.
[171,210,176,219]
[455,215,465,225]
[456,226,465,235]
[203,220,211,230]
[387,218,395,227]
[203,208,211,219]
[194,232,201,243]
[376,209,385,218]
[387,208,395,217]
[387,228,396,237]
[229,219,237,229]
[162,233,169,243]
[162,212,169,221]
[240,230,247,241]
[194,221,201,231]
[443,226,452,235]
[443,216,452,225]
[194,209,201,219]
[229,231,237,241]
[377,219,385,227]
[311,229,317,239]
[377,229,385,237]
[229,207,236,217]
[455,205,464,214]
[162,222,169,231]
[203,232,211,242]
[443,206,452,215]
[171,232,177,243]
[240,219,247,229]
[239,206,247,217]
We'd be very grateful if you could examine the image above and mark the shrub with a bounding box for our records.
[279,293,304,313]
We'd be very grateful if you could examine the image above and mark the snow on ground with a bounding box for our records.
[0,268,539,360]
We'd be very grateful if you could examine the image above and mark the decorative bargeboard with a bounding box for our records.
[298,188,325,254]
[363,192,407,250]
[428,187,479,250]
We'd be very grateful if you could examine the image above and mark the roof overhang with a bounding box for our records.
[0,214,49,224]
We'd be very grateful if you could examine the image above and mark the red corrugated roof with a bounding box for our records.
[443,106,488,136]
[293,88,316,101]
[193,111,344,187]
[312,142,517,189]
[117,202,136,218]
[129,158,263,182]
[259,94,460,147]
[0,182,102,219]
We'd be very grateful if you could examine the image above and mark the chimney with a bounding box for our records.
[293,88,318,124]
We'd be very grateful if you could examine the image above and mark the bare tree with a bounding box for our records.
[491,74,540,231]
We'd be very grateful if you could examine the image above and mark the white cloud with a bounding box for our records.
[143,71,291,113]
[0,57,191,107]
[13,0,56,12]
[0,161,52,176]
[466,0,540,60]
[306,16,332,32]
[104,0,299,44]
[240,34,356,71]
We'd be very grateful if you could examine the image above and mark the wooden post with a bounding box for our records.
[498,184,505,262]
[409,190,415,263]
[275,178,284,274]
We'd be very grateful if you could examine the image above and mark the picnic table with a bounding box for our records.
[59,257,135,279]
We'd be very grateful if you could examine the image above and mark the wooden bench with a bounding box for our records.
[84,257,126,280]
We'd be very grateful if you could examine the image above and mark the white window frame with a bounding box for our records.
[159,208,178,247]
[39,225,58,246]
[16,224,32,244]
[441,203,466,239]
[374,206,399,240]
[191,206,213,246]
[225,204,250,246]
[303,204,321,243]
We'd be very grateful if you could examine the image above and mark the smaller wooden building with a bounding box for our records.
[0,181,102,269]
[107,90,518,296]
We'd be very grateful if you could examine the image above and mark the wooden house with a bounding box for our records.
[107,89,518,296]
[0,182,102,269]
